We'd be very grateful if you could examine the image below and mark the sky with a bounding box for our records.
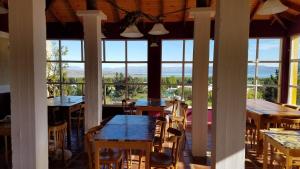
[47,38,281,70]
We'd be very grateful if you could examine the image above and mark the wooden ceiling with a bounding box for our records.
[2,0,300,27]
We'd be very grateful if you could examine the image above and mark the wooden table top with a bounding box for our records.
[47,96,84,107]
[135,99,166,107]
[94,115,156,142]
[247,99,300,117]
[262,130,300,150]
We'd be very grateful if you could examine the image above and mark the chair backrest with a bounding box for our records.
[170,99,179,117]
[156,116,167,141]
[166,128,183,167]
[48,122,67,150]
[85,125,103,169]
[280,118,300,129]
[48,106,63,126]
[179,103,189,129]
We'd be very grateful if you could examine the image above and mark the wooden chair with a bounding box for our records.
[85,125,124,169]
[48,106,64,126]
[48,122,68,162]
[280,118,300,129]
[122,99,136,115]
[169,102,188,130]
[165,99,179,116]
[70,103,84,136]
[246,118,257,149]
[150,128,183,169]
[153,116,167,152]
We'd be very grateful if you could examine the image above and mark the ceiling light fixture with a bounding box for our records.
[257,0,288,15]
[120,24,144,38]
[148,23,169,35]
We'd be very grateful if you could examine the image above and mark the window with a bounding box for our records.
[46,40,85,97]
[102,40,148,104]
[247,38,282,102]
[161,40,193,106]
[289,36,300,105]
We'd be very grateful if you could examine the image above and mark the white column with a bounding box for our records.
[189,8,213,157]
[9,0,48,169]
[211,0,250,168]
[77,11,107,132]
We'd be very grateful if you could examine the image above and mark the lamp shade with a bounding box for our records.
[257,0,288,15]
[0,6,8,14]
[120,24,144,38]
[148,23,169,35]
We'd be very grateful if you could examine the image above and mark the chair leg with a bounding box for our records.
[138,151,143,169]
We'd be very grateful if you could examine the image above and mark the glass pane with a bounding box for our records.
[127,40,148,61]
[289,61,300,86]
[161,85,182,100]
[258,39,281,61]
[128,63,147,83]
[247,63,256,85]
[105,41,125,61]
[162,40,183,61]
[46,62,60,83]
[162,63,182,84]
[208,90,212,107]
[248,39,257,61]
[184,63,192,85]
[183,86,192,106]
[46,40,60,61]
[103,84,125,104]
[209,63,213,85]
[62,84,83,96]
[47,84,60,97]
[247,87,256,99]
[101,40,103,61]
[185,40,193,61]
[61,40,82,61]
[102,63,125,83]
[62,63,84,83]
[257,86,278,102]
[128,85,147,99]
[257,63,279,85]
[209,40,214,61]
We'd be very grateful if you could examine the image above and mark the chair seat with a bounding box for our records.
[150,151,173,168]
[98,148,123,163]
[170,115,184,122]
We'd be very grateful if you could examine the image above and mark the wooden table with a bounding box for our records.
[93,115,156,169]
[262,130,300,169]
[0,121,11,164]
[247,99,300,156]
[135,99,166,115]
[47,96,84,147]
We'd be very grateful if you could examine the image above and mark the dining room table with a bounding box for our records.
[93,115,156,169]
[247,99,300,156]
[261,129,300,169]
[135,99,167,116]
[47,96,84,147]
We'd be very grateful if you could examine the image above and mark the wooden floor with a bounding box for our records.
[0,124,261,169]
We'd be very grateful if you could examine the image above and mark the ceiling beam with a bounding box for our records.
[182,0,188,23]
[273,14,287,30]
[86,0,97,10]
[47,0,65,25]
[279,11,298,23]
[281,0,300,12]
[111,0,121,21]
[65,0,81,22]
[160,0,164,17]
[250,0,261,21]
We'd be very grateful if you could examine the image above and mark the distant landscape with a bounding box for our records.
[66,65,278,78]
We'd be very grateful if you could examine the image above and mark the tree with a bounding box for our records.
[262,69,278,102]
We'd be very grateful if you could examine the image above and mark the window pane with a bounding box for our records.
[289,87,300,105]
[248,39,257,61]
[209,63,213,85]
[62,63,84,83]
[102,63,125,83]
[161,85,182,100]
[185,40,193,61]
[162,40,183,61]
[184,63,192,85]
[128,85,147,99]
[258,39,281,61]
[127,40,147,61]
[257,63,279,85]
[183,86,192,106]
[209,40,214,61]
[61,40,82,61]
[105,41,125,61]
[247,87,256,99]
[289,61,300,86]
[47,84,60,97]
[162,63,182,84]
[46,62,60,83]
[103,84,125,104]
[247,63,255,85]
[128,63,147,83]
[46,40,60,61]
[257,86,278,102]
[62,84,84,96]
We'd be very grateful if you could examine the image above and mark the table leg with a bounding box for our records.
[144,142,152,169]
[263,138,268,169]
[286,156,292,169]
